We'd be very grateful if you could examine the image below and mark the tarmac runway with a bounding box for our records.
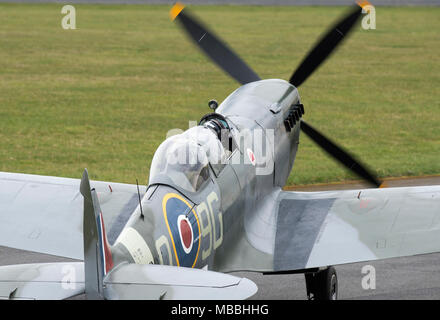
[1,175,440,300]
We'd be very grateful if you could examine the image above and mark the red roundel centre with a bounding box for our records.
[179,218,192,249]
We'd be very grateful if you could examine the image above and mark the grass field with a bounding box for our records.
[0,4,439,186]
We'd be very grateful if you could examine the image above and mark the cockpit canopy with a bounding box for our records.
[149,126,227,193]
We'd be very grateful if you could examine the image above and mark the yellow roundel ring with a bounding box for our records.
[162,193,201,268]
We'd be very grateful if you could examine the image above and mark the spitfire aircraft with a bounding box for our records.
[1,2,440,300]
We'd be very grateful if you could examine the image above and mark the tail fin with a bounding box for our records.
[80,169,114,300]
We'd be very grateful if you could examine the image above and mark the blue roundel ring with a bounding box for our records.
[162,193,201,267]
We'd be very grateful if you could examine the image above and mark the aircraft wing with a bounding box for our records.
[0,262,257,300]
[104,263,257,300]
[214,185,440,272]
[0,262,84,300]
[0,171,145,260]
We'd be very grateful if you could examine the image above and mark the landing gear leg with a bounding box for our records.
[304,266,338,300]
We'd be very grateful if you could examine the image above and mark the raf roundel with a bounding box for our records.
[162,193,200,268]
[178,215,194,254]
[247,148,256,166]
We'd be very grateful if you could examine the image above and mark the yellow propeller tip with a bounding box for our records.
[356,0,372,9]
[379,182,388,188]
[170,2,185,21]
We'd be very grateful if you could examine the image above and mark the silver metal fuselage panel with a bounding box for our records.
[114,79,302,272]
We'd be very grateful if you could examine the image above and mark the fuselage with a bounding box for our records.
[111,79,302,271]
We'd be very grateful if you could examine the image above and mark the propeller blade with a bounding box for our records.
[300,120,382,188]
[170,2,261,85]
[289,5,363,88]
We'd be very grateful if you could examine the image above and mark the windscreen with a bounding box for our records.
[149,126,226,192]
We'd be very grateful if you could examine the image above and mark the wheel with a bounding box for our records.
[304,266,338,300]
